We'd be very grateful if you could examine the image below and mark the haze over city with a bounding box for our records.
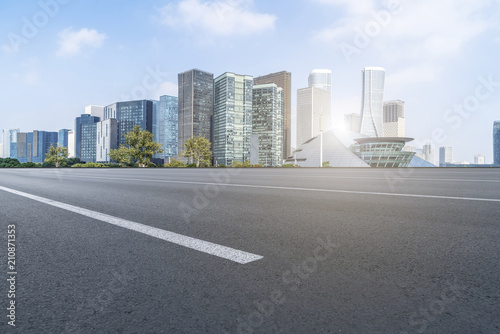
[1,0,500,162]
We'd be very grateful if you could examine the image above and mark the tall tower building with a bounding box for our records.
[252,83,284,167]
[68,131,75,158]
[104,100,153,146]
[58,129,71,149]
[423,144,434,165]
[439,147,453,166]
[96,119,119,163]
[383,100,405,137]
[308,69,332,93]
[75,114,100,162]
[213,72,253,166]
[153,95,178,160]
[2,129,20,159]
[254,71,292,159]
[16,130,58,163]
[494,121,500,165]
[296,87,331,146]
[178,69,214,154]
[359,67,385,137]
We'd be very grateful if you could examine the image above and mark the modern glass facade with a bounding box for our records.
[351,137,415,167]
[252,84,284,167]
[58,129,70,148]
[308,69,332,93]
[254,71,292,160]
[178,69,214,154]
[104,100,153,146]
[16,130,58,163]
[2,129,20,159]
[75,114,100,162]
[359,67,385,137]
[494,121,500,165]
[213,72,253,166]
[153,95,178,160]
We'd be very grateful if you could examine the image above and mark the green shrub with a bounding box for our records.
[164,158,186,168]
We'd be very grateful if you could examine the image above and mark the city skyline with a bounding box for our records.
[1,0,500,162]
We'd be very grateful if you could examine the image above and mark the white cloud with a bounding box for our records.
[56,27,107,58]
[154,81,178,98]
[159,0,277,36]
[386,65,439,85]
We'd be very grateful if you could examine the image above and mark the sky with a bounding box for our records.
[1,0,499,163]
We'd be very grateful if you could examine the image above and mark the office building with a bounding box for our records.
[344,113,361,133]
[308,69,332,93]
[2,129,21,159]
[0,143,3,158]
[58,129,70,149]
[252,83,284,167]
[254,71,292,159]
[68,131,75,158]
[104,100,153,146]
[296,87,331,146]
[85,105,105,120]
[96,119,119,163]
[359,67,385,137]
[213,72,253,166]
[494,121,500,165]
[383,100,405,137]
[16,130,58,163]
[423,144,434,165]
[75,114,100,162]
[153,95,178,160]
[474,154,485,164]
[178,69,214,154]
[439,147,453,166]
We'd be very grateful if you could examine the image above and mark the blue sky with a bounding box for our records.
[1,0,499,162]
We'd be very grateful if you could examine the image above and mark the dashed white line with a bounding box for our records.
[0,185,263,264]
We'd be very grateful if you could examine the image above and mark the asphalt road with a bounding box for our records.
[1,168,499,334]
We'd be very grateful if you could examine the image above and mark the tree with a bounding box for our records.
[322,161,331,168]
[164,158,186,168]
[182,136,212,167]
[109,125,163,167]
[44,145,68,167]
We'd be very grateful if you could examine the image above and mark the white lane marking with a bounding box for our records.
[0,185,263,264]
[33,174,500,203]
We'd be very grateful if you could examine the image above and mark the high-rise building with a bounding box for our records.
[439,147,453,166]
[474,154,485,164]
[68,131,75,158]
[153,95,178,160]
[75,114,100,162]
[104,100,153,146]
[359,67,385,137]
[423,144,434,165]
[254,71,292,159]
[85,105,105,120]
[213,72,253,166]
[2,129,20,159]
[494,121,500,165]
[308,69,332,93]
[178,69,214,155]
[383,100,405,137]
[96,119,119,163]
[58,129,70,148]
[252,83,284,167]
[344,113,361,133]
[296,87,331,146]
[16,130,58,163]
[0,143,3,158]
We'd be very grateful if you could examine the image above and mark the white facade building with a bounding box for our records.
[85,105,105,120]
[296,87,331,146]
[68,131,75,158]
[359,67,385,137]
[96,119,118,163]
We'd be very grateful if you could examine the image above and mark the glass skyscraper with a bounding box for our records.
[75,114,100,162]
[153,95,178,160]
[2,129,20,159]
[494,121,500,165]
[308,69,332,93]
[16,130,58,163]
[178,69,214,154]
[252,83,284,167]
[359,67,385,137]
[104,100,153,146]
[213,72,253,166]
[58,129,70,148]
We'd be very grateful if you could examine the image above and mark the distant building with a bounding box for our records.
[58,129,70,148]
[383,100,405,137]
[474,154,485,164]
[104,100,153,146]
[96,119,119,163]
[178,69,214,155]
[213,72,253,166]
[494,121,500,165]
[423,144,434,165]
[252,83,284,167]
[344,113,360,133]
[308,69,332,93]
[75,114,100,162]
[85,105,105,120]
[16,130,58,163]
[68,131,75,158]
[359,67,385,137]
[439,147,453,166]
[2,129,20,159]
[296,87,331,146]
[254,71,292,159]
[153,95,178,160]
